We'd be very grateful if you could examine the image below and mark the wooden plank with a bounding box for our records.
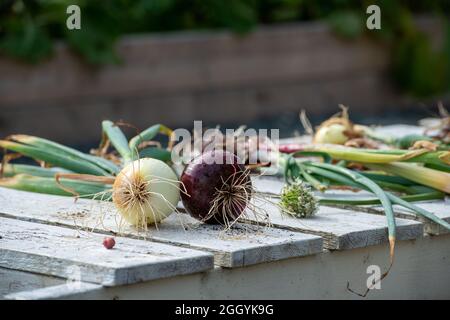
[0,188,323,268]
[8,233,450,300]
[271,187,449,235]
[252,177,424,250]
[0,217,214,286]
[0,23,388,106]
[365,200,450,236]
[1,18,439,107]
[337,124,449,235]
[0,267,65,299]
[255,163,449,236]
[5,283,102,300]
[396,201,450,235]
[278,128,450,237]
[373,124,423,138]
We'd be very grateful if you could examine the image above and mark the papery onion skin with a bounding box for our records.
[180,150,251,225]
[112,158,180,226]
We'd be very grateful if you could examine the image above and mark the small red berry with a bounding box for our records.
[103,237,115,249]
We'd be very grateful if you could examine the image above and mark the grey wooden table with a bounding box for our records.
[1,125,449,300]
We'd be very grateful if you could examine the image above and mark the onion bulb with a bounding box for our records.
[180,150,252,226]
[112,158,180,227]
[313,105,362,145]
[314,123,349,145]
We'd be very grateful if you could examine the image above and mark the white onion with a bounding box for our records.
[314,123,348,145]
[112,158,180,227]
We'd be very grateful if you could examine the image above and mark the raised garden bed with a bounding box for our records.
[1,19,444,145]
[1,124,449,300]
[1,168,449,299]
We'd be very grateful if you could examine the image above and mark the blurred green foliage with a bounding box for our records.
[0,0,449,96]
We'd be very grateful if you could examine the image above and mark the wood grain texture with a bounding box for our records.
[0,188,323,268]
[252,177,424,249]
[0,217,214,286]
[8,234,450,300]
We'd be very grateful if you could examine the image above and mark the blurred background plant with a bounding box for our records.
[0,0,449,96]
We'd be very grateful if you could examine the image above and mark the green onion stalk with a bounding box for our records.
[0,121,184,229]
[274,148,450,261]
[0,121,175,202]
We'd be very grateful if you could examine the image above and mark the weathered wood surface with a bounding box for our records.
[372,201,450,235]
[374,124,423,137]
[0,217,214,286]
[254,175,450,234]
[5,283,102,300]
[361,124,450,234]
[252,177,424,250]
[0,267,65,299]
[0,188,323,268]
[7,234,450,300]
[262,191,449,236]
[257,120,449,239]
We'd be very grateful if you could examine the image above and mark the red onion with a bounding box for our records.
[180,150,252,225]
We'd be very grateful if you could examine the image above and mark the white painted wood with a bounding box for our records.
[0,188,323,268]
[252,177,424,249]
[0,217,213,286]
[281,184,449,237]
[402,200,450,235]
[150,218,323,267]
[250,201,423,250]
[374,124,423,138]
[255,176,449,236]
[0,267,65,299]
[323,124,449,235]
[371,199,450,235]
[5,283,102,300]
[11,234,450,300]
[257,178,449,236]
